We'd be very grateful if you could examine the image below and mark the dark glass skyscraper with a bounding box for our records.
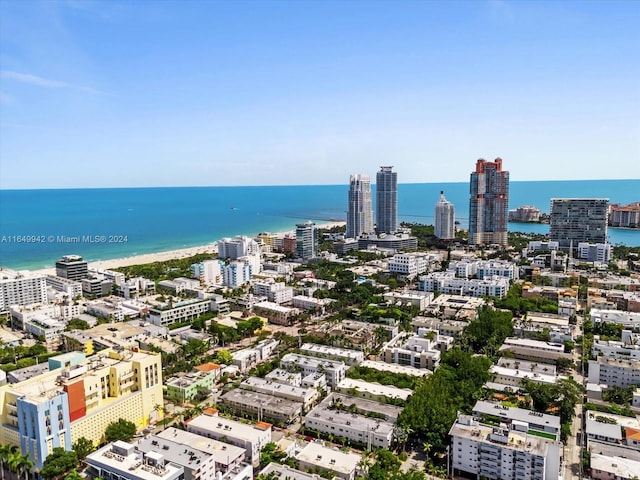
[376,166,397,234]
[468,158,509,246]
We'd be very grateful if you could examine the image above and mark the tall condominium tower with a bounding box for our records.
[435,191,455,239]
[468,158,509,246]
[376,166,398,234]
[296,221,317,260]
[346,174,374,239]
[549,198,609,251]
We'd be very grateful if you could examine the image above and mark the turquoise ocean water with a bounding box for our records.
[0,180,638,271]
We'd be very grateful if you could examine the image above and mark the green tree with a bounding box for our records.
[0,445,16,480]
[17,455,34,480]
[64,470,83,480]
[215,350,233,365]
[72,437,95,463]
[41,448,78,480]
[104,418,137,443]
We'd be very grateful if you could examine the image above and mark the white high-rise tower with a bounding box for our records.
[435,191,455,239]
[346,174,374,239]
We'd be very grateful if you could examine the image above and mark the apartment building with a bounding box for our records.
[165,369,217,404]
[299,343,365,366]
[252,280,294,304]
[380,329,450,370]
[219,389,303,425]
[240,376,319,411]
[45,275,83,298]
[86,441,183,480]
[0,269,47,312]
[253,301,300,326]
[335,378,411,402]
[280,354,346,388]
[296,442,362,480]
[148,298,212,327]
[418,272,510,299]
[387,253,432,278]
[185,411,272,467]
[588,356,640,388]
[450,413,561,480]
[0,349,163,469]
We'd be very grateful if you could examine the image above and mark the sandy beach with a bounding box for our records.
[28,221,346,275]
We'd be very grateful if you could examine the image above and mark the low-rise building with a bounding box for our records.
[219,389,303,425]
[588,356,640,388]
[240,376,319,411]
[291,295,333,312]
[252,281,294,304]
[265,369,302,387]
[295,440,362,480]
[590,453,640,480]
[387,253,433,278]
[148,298,212,327]
[498,338,572,365]
[259,463,323,480]
[380,329,451,370]
[186,411,271,467]
[418,272,510,299]
[383,290,433,310]
[280,354,346,388]
[86,441,183,480]
[166,369,218,404]
[358,360,430,378]
[299,343,365,366]
[335,378,411,402]
[254,301,300,326]
[155,428,249,479]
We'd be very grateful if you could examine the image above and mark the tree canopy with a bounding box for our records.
[104,418,137,443]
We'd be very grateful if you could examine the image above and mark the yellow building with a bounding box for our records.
[0,348,163,469]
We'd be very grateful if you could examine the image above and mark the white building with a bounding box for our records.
[148,298,212,327]
[435,191,455,239]
[387,253,430,278]
[45,275,83,297]
[335,378,411,402]
[295,441,362,480]
[383,290,433,310]
[449,414,561,480]
[346,174,374,239]
[265,369,302,387]
[0,269,47,312]
[448,259,519,281]
[381,329,451,370]
[252,281,294,304]
[418,272,510,298]
[291,295,333,311]
[240,376,319,411]
[191,260,224,286]
[280,354,346,388]
[223,260,253,288]
[299,343,365,366]
[86,441,184,480]
[254,301,300,326]
[577,242,612,264]
[185,411,272,467]
[588,356,640,388]
[591,309,640,330]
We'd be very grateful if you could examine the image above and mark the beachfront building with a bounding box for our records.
[609,202,640,228]
[0,269,47,312]
[346,174,374,239]
[45,275,83,298]
[435,191,455,239]
[468,158,509,246]
[376,166,398,234]
[0,348,163,469]
[55,255,88,281]
[185,411,272,467]
[296,221,318,260]
[550,198,609,252]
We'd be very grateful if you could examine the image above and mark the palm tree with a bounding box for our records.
[7,451,21,480]
[422,441,432,463]
[0,445,16,480]
[64,470,83,480]
[17,455,33,480]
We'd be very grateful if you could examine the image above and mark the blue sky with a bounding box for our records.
[1,0,638,189]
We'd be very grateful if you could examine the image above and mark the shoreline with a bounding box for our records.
[26,221,346,276]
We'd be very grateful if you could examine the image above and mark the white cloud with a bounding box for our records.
[0,70,108,95]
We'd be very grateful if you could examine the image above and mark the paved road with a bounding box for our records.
[563,314,585,480]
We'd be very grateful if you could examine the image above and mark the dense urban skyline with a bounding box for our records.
[1,1,639,189]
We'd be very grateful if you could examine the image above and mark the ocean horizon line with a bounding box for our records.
[1,178,639,192]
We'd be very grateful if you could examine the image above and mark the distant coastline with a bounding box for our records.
[1,180,639,270]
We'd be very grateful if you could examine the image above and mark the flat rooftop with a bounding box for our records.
[154,428,245,466]
[221,389,303,416]
[473,400,561,431]
[337,378,412,400]
[187,413,271,442]
[359,360,430,377]
[296,442,361,475]
[305,404,395,436]
[300,343,364,360]
[320,393,402,421]
[281,353,346,371]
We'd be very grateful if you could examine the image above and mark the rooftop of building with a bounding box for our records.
[590,453,640,479]
[320,393,402,421]
[473,400,561,431]
[87,442,183,480]
[300,343,364,359]
[187,412,272,441]
[220,388,303,416]
[241,376,314,397]
[305,403,395,436]
[152,428,246,466]
[280,353,346,371]
[358,360,430,377]
[260,463,325,480]
[336,378,412,400]
[295,442,361,475]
